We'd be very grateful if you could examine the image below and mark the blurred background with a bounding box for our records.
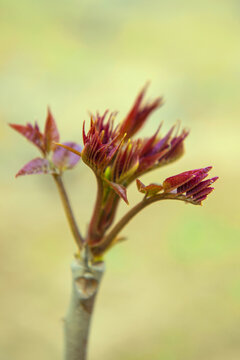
[1,0,240,359]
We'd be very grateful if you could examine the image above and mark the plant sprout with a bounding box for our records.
[10,85,218,360]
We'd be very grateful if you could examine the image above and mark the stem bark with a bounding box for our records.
[64,259,105,360]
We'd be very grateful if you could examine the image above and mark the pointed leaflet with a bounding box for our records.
[139,123,163,156]
[177,170,209,194]
[16,158,51,177]
[176,167,212,194]
[194,195,207,204]
[52,142,82,171]
[104,179,129,204]
[9,123,45,154]
[193,187,214,201]
[162,129,189,164]
[119,85,163,139]
[152,125,175,154]
[186,177,218,197]
[44,108,60,152]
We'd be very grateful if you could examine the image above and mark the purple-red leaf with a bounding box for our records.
[194,195,208,203]
[177,172,208,194]
[16,158,51,177]
[162,129,189,164]
[52,142,82,171]
[186,177,218,197]
[9,123,45,154]
[193,187,214,201]
[163,167,212,192]
[44,108,60,152]
[119,85,163,139]
[162,167,217,205]
[105,179,129,204]
[136,179,163,196]
[163,170,198,192]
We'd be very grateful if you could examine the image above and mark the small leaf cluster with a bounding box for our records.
[10,109,81,176]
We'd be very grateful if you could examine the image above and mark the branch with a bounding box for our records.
[91,193,198,255]
[52,174,84,249]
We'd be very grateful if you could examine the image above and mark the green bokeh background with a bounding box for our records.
[1,1,240,359]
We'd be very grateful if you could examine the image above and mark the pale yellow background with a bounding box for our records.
[1,0,240,359]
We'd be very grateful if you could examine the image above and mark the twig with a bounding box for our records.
[92,193,198,255]
[52,174,84,249]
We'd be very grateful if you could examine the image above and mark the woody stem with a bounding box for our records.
[64,256,105,360]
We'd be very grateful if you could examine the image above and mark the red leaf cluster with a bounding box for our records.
[10,109,81,177]
[10,86,219,253]
[118,84,163,139]
[70,88,189,206]
[163,167,218,204]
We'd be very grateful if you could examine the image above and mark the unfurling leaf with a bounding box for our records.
[136,179,163,196]
[186,177,218,197]
[44,108,60,152]
[163,167,212,192]
[162,167,217,205]
[104,179,129,204]
[16,158,51,177]
[52,142,82,171]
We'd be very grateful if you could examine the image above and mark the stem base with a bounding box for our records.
[64,259,105,360]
